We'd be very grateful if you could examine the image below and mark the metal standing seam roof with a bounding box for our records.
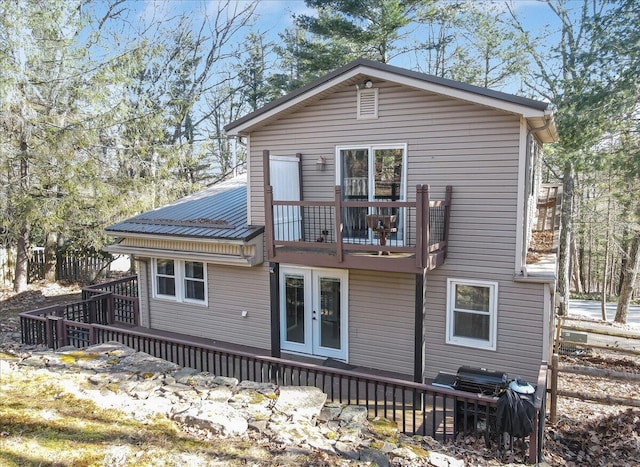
[224,57,552,134]
[105,174,262,241]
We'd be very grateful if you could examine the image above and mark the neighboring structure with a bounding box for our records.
[106,58,558,383]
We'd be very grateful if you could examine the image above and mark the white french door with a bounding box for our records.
[280,266,348,360]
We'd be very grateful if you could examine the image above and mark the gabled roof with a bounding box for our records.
[105,174,262,241]
[225,58,557,143]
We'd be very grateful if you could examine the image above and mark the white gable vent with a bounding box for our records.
[357,88,378,120]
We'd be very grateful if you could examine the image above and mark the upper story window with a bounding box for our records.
[153,258,207,305]
[446,278,498,351]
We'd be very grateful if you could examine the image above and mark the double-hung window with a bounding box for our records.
[446,278,498,351]
[183,261,206,302]
[155,259,176,298]
[153,259,207,305]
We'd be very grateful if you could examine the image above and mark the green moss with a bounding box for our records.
[141,372,155,379]
[247,391,266,405]
[369,417,399,440]
[0,351,18,360]
[370,440,385,450]
[59,352,100,365]
[325,430,338,440]
[401,443,430,457]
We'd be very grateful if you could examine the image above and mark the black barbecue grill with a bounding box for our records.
[454,366,508,396]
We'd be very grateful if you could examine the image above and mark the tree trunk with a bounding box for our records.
[13,222,29,292]
[571,234,583,293]
[557,161,574,316]
[615,231,640,324]
[44,231,58,283]
[13,140,30,293]
[601,178,612,320]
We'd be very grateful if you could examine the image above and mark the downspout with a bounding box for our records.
[521,109,555,277]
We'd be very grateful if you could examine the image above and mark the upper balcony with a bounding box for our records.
[264,184,451,274]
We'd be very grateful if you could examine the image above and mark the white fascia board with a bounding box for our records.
[246,134,252,225]
[103,244,259,267]
[514,118,527,274]
[226,68,364,136]
[367,68,548,118]
[227,65,550,137]
[106,231,249,245]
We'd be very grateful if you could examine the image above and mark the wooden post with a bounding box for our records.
[89,326,96,346]
[443,186,452,260]
[335,186,343,262]
[132,297,140,326]
[107,293,115,325]
[550,353,559,424]
[45,315,55,349]
[54,317,66,348]
[265,186,275,259]
[424,185,431,269]
[88,298,97,324]
[269,262,281,358]
[415,185,424,269]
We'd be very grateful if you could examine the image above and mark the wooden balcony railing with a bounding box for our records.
[264,184,451,273]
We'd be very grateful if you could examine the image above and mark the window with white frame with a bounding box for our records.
[153,259,207,305]
[446,279,498,350]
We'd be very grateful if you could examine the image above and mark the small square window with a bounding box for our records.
[446,279,497,351]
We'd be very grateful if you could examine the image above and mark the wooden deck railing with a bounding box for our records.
[82,275,139,300]
[19,307,547,462]
[18,275,546,463]
[264,184,452,271]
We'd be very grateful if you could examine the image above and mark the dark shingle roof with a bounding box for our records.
[105,175,262,241]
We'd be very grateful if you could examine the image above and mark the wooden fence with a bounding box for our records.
[549,316,640,422]
[27,247,113,283]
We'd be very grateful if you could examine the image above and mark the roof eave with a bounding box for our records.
[104,228,264,244]
[225,58,554,137]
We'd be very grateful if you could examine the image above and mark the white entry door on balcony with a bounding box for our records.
[270,155,301,241]
[280,266,348,361]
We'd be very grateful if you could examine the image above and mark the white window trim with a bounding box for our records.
[152,258,208,306]
[446,278,498,351]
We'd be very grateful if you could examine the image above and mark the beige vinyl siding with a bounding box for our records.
[349,270,415,376]
[146,262,271,350]
[248,79,546,379]
[250,80,521,221]
[423,271,545,381]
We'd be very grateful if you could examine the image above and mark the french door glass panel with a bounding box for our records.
[340,146,405,243]
[318,277,341,350]
[284,273,308,348]
[281,268,347,360]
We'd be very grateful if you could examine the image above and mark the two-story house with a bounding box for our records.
[105,58,558,384]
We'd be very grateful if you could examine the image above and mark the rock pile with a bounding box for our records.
[2,342,463,466]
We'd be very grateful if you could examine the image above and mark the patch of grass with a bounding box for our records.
[0,369,273,466]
